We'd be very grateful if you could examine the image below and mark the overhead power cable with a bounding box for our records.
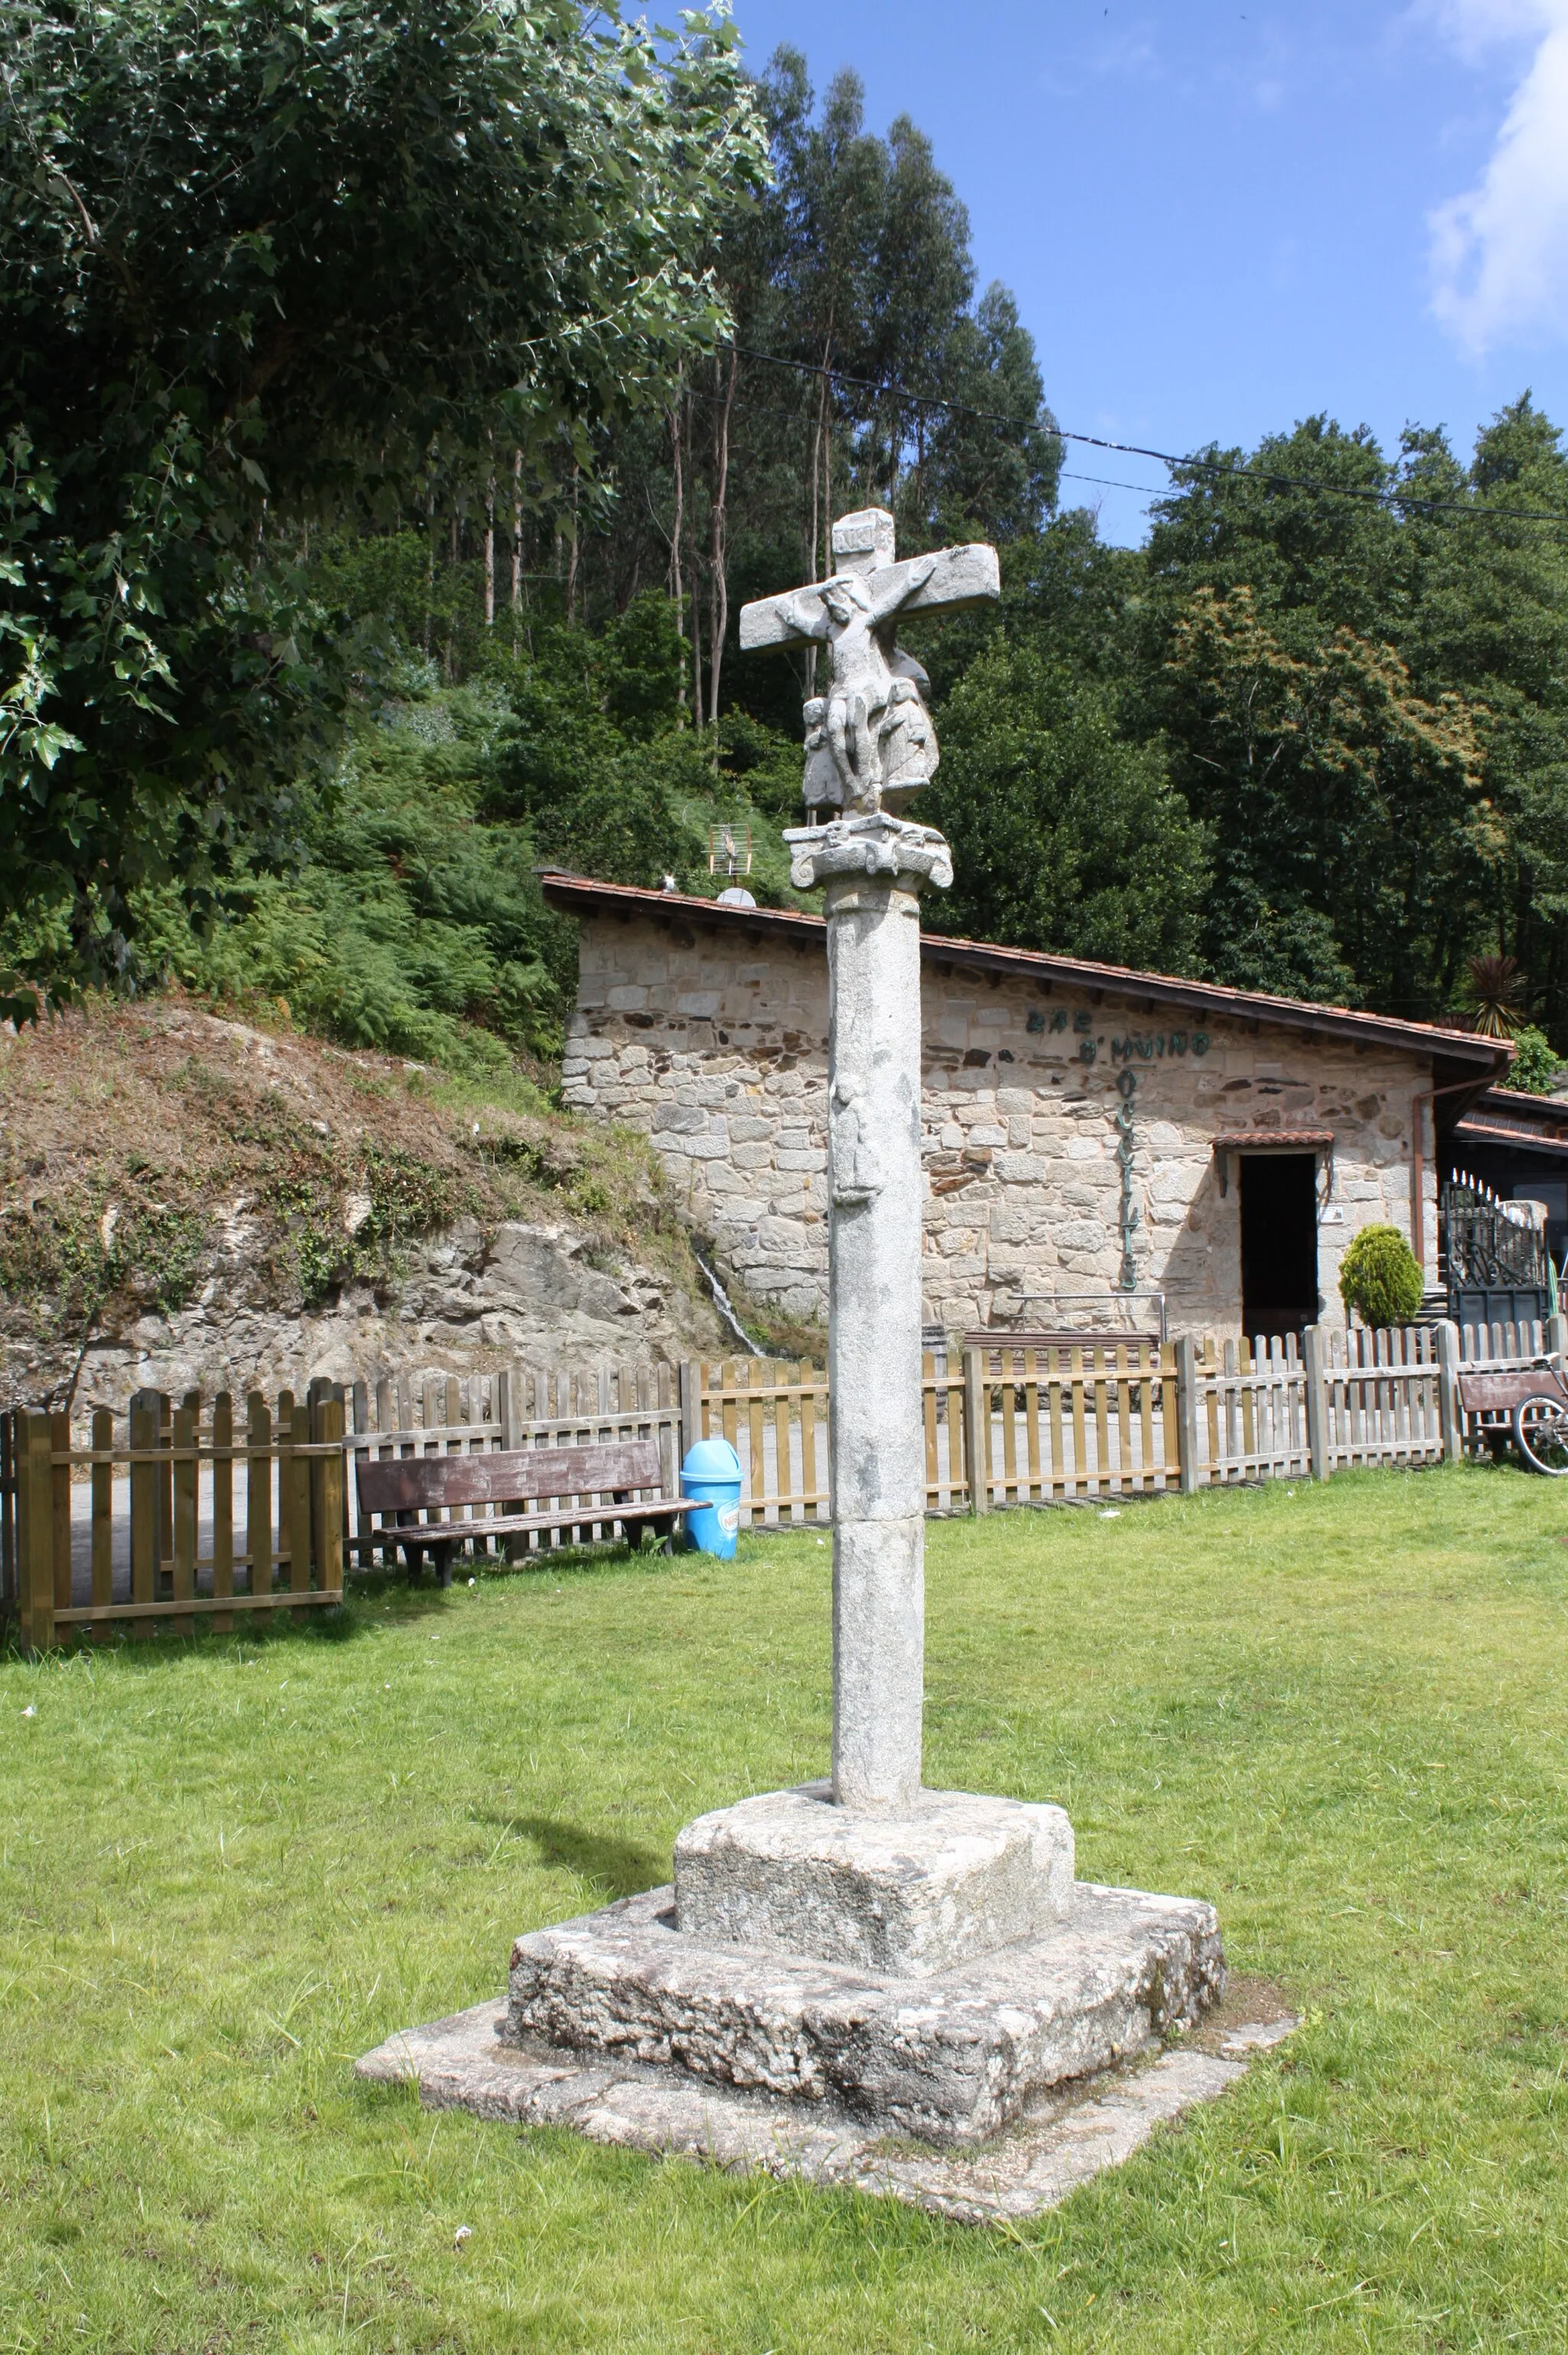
[730,344,1568,528]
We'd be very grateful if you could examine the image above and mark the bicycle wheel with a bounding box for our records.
[1511,1393,1568,1475]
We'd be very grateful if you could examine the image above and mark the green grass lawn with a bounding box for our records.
[3,1462,1566,2353]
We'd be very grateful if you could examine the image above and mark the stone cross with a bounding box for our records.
[740,508,1000,817]
[740,509,1000,1813]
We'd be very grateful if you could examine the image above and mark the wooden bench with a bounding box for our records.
[355,1438,688,1583]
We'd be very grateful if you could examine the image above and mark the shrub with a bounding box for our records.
[1507,1025,1566,1096]
[1338,1223,1424,1328]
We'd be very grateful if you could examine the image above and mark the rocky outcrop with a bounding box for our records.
[3,1212,720,1414]
[0,997,726,1412]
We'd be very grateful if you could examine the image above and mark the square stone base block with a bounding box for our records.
[674,1782,1075,1977]
[505,1879,1223,2145]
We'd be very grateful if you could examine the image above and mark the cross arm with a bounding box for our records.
[739,543,1001,654]
[737,585,831,655]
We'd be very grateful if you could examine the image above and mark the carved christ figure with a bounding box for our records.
[777,556,936,815]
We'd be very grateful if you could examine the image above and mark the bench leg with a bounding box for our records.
[401,1540,426,1581]
[434,1543,455,1588]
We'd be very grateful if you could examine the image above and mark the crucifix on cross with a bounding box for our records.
[739,508,1000,816]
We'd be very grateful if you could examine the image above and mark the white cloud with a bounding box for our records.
[1428,0,1568,352]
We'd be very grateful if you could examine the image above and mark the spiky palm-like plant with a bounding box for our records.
[1459,952,1527,1037]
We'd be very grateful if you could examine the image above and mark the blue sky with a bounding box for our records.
[724,1,1568,543]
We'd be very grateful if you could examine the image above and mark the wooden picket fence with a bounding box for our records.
[688,1317,1566,1523]
[3,1386,346,1652]
[3,1318,1561,1646]
[0,1360,684,1648]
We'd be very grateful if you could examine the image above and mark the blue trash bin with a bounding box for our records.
[681,1436,743,1559]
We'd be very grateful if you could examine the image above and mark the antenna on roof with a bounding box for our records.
[709,821,753,882]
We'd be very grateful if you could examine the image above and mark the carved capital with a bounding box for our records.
[783,814,953,897]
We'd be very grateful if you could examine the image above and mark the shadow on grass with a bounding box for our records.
[8,1537,688,1669]
[509,1814,667,1901]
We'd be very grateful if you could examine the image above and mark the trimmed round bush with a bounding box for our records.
[1338,1223,1424,1329]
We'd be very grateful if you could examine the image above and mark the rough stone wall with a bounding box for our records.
[562,910,1435,1340]
[3,1218,720,1417]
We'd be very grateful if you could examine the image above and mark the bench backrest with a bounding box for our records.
[356,1438,665,1519]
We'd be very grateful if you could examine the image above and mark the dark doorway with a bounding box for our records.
[1240,1154,1320,1341]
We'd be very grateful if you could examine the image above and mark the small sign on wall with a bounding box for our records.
[1320,1205,1348,1226]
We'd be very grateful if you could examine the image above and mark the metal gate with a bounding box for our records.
[1442,1173,1548,1331]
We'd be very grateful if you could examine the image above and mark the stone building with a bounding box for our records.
[543,875,1509,1341]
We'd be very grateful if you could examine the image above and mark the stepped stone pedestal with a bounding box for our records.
[502,1870,1222,2147]
[493,1779,1221,2145]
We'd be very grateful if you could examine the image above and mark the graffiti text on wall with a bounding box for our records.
[1025,1008,1210,1066]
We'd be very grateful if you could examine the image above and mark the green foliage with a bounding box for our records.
[1138,404,1568,1019]
[0,0,766,974]
[1338,1223,1425,1328]
[120,683,571,1069]
[921,642,1209,970]
[0,1178,208,1334]
[12,8,1568,1050]
[1506,1025,1564,1095]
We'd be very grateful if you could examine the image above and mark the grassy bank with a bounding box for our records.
[3,1462,1566,2350]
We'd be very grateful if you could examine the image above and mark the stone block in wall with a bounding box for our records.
[1055,1219,1109,1252]
[717,1195,772,1228]
[756,1213,811,1253]
[995,1152,1050,1184]
[660,1134,732,1161]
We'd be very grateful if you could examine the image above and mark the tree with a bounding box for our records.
[1155,583,1486,1007]
[920,642,1209,972]
[523,48,1063,750]
[1,0,766,978]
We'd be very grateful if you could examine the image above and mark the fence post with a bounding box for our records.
[1549,1311,1568,1373]
[129,1390,159,1640]
[317,1395,345,1596]
[1303,1323,1330,1482]
[963,1344,989,1515]
[1436,1319,1463,1462]
[1175,1334,1200,1493]
[0,1411,13,1621]
[20,1413,57,1651]
[679,1360,703,1468]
